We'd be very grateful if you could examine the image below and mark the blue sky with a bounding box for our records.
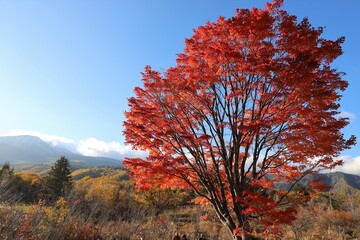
[0,1,359,173]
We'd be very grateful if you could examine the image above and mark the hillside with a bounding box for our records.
[0,135,122,169]
[277,171,360,195]
[71,166,129,180]
[310,172,360,195]
[70,167,359,195]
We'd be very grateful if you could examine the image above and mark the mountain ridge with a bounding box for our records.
[1,136,359,193]
[314,171,360,194]
[0,135,122,168]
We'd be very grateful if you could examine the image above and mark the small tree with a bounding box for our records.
[14,172,42,203]
[0,162,14,178]
[133,186,186,216]
[0,162,17,203]
[123,0,355,239]
[43,156,73,202]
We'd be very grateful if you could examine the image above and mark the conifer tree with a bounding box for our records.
[43,156,73,201]
[0,162,14,178]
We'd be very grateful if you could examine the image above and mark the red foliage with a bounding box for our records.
[123,0,355,237]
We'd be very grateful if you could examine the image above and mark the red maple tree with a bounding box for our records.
[123,0,355,238]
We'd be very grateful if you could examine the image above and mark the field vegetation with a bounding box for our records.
[1,161,359,239]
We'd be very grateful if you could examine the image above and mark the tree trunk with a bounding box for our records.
[228,227,245,240]
[230,227,256,240]
[233,234,258,240]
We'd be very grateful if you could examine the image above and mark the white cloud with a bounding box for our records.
[332,156,360,175]
[2,129,146,160]
[336,110,356,122]
[77,137,146,159]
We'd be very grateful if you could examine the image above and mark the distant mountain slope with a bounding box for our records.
[0,135,122,168]
[0,135,61,164]
[308,172,360,194]
[71,166,129,181]
[73,168,359,195]
[279,171,360,195]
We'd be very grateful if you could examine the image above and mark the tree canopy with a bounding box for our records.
[123,0,355,238]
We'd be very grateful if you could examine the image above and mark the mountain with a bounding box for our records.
[277,171,360,195]
[302,172,360,195]
[1,135,358,193]
[0,135,122,169]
